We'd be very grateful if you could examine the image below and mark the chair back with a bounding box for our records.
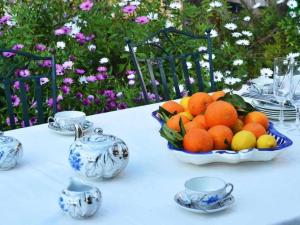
[0,49,57,130]
[126,27,215,104]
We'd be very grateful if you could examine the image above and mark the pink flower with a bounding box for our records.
[63,77,74,85]
[122,5,137,14]
[61,85,70,94]
[3,52,15,57]
[36,44,46,51]
[42,60,52,68]
[0,15,12,25]
[62,61,74,69]
[19,69,30,77]
[56,64,64,75]
[80,0,93,11]
[86,75,97,82]
[135,16,149,24]
[6,116,18,126]
[126,70,136,75]
[97,66,107,72]
[96,73,107,80]
[11,95,20,107]
[54,28,65,36]
[12,44,24,50]
[13,81,20,90]
[40,77,49,85]
[75,69,85,75]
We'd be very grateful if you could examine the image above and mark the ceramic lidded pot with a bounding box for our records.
[59,178,102,219]
[0,131,23,170]
[68,125,129,179]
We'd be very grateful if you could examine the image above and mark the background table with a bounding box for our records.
[1,101,299,225]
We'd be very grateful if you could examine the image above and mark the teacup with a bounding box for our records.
[48,111,86,130]
[184,177,233,208]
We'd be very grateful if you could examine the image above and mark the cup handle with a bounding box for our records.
[224,183,234,199]
[48,116,54,123]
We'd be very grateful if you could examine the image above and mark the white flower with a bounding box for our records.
[116,92,123,98]
[99,57,109,64]
[289,11,297,18]
[287,0,298,8]
[169,1,182,9]
[198,46,207,52]
[62,61,73,69]
[276,0,285,4]
[56,41,66,49]
[208,29,218,38]
[209,1,223,7]
[260,68,273,77]
[165,19,174,28]
[40,77,49,85]
[189,77,195,84]
[224,23,237,31]
[225,70,231,75]
[214,71,223,82]
[147,37,160,43]
[252,3,261,8]
[124,45,137,52]
[243,16,251,22]
[64,22,81,37]
[118,1,127,6]
[236,39,250,46]
[155,80,160,85]
[242,31,253,37]
[203,54,216,60]
[186,62,192,69]
[224,77,241,85]
[79,76,87,84]
[127,74,135,79]
[200,60,210,69]
[88,44,96,51]
[286,52,300,59]
[232,32,242,38]
[221,42,229,49]
[130,1,141,6]
[147,12,158,20]
[233,59,243,66]
[173,84,185,93]
[128,80,135,85]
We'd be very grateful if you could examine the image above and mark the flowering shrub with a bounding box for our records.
[0,0,299,129]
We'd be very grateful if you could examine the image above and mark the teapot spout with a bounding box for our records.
[74,124,84,141]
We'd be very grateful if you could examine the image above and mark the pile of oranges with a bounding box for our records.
[161,91,274,153]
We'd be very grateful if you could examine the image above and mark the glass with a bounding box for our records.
[273,58,293,128]
[288,60,300,131]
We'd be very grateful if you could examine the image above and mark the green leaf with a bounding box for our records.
[220,93,256,115]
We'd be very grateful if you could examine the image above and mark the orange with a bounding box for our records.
[193,114,208,130]
[184,121,204,133]
[183,128,213,152]
[205,101,238,128]
[161,101,184,114]
[242,122,267,138]
[188,92,213,116]
[244,111,269,129]
[208,125,233,150]
[211,91,225,101]
[232,119,244,134]
[166,114,189,132]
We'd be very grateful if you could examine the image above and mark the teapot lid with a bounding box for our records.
[78,128,120,146]
[0,131,14,145]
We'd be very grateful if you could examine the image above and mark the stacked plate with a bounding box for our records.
[252,100,296,121]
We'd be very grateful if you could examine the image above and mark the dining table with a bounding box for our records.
[1,97,300,225]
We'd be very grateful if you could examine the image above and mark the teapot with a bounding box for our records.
[68,125,129,179]
[0,131,23,170]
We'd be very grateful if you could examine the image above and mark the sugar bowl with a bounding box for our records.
[68,125,129,179]
[0,131,23,170]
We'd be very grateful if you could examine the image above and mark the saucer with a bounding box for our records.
[174,191,235,214]
[48,120,93,135]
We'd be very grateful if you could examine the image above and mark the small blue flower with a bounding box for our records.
[58,197,68,212]
[69,151,83,171]
[0,151,4,160]
[203,195,219,204]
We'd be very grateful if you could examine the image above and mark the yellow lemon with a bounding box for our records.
[231,130,256,151]
[180,96,190,111]
[257,135,277,149]
[178,111,194,120]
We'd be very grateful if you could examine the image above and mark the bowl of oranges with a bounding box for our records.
[153,91,293,165]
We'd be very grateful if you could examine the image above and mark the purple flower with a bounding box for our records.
[42,60,52,68]
[35,44,46,51]
[122,5,137,14]
[0,31,3,36]
[75,69,85,75]
[62,61,74,69]
[117,102,128,110]
[56,64,64,75]
[0,15,12,25]
[57,95,63,102]
[47,98,54,107]
[135,16,149,24]
[63,77,74,85]
[2,52,15,57]
[86,75,97,82]
[75,32,86,45]
[11,95,20,107]
[6,116,18,126]
[80,0,93,11]
[85,34,95,41]
[97,66,107,72]
[54,28,65,36]
[69,55,76,61]
[94,98,101,105]
[40,77,49,85]
[12,44,24,50]
[83,98,91,106]
[102,90,116,100]
[96,73,107,80]
[87,95,94,100]
[61,85,70,94]
[76,92,83,99]
[126,70,136,75]
[13,81,20,90]
[19,69,30,77]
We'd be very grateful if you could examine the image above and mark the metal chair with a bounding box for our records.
[126,27,215,104]
[0,49,57,129]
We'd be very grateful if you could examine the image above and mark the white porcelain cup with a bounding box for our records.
[48,111,86,130]
[184,177,233,208]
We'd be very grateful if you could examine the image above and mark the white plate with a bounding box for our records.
[174,192,235,214]
[252,100,294,112]
[48,120,93,135]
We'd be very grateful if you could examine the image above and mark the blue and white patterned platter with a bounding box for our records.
[152,110,293,165]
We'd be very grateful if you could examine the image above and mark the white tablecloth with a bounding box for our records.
[1,101,299,225]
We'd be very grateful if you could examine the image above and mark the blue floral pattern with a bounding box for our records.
[0,151,4,160]
[203,195,219,204]
[58,197,68,212]
[69,151,83,171]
